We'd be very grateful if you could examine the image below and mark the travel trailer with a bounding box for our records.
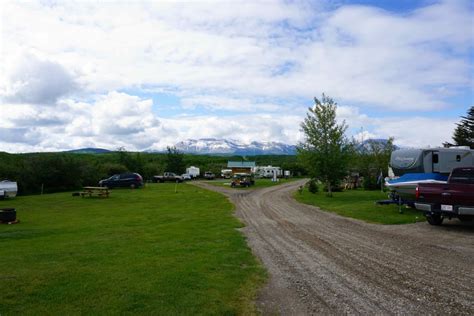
[0,180,18,199]
[185,166,200,178]
[254,166,282,178]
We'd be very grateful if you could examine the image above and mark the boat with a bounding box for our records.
[385,173,448,201]
[0,180,18,199]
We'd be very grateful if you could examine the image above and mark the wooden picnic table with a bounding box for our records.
[80,186,110,198]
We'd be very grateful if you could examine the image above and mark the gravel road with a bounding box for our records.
[195,180,474,315]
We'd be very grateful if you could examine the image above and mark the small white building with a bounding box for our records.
[186,166,200,178]
[254,165,282,178]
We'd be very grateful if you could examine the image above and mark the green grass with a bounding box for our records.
[294,187,424,225]
[205,177,298,190]
[0,183,266,315]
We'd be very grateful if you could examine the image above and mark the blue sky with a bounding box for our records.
[0,0,472,152]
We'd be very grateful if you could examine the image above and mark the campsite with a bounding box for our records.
[1,1,474,315]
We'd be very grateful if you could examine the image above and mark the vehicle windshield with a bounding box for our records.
[450,169,474,184]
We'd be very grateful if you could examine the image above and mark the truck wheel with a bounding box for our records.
[458,215,473,222]
[130,184,136,189]
[426,214,443,226]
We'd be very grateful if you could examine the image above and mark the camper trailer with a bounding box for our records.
[185,166,200,178]
[390,147,474,176]
[0,180,18,199]
[255,166,282,178]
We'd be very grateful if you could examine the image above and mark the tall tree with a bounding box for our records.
[298,94,351,196]
[449,106,474,149]
[165,146,185,174]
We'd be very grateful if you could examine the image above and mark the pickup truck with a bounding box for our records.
[153,172,183,183]
[415,167,474,225]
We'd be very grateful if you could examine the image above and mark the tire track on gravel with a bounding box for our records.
[193,180,474,315]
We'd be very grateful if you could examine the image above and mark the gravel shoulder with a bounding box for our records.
[193,180,474,315]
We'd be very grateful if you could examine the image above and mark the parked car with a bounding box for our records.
[415,167,474,225]
[99,172,143,189]
[231,173,255,188]
[204,171,215,180]
[153,172,183,183]
[181,173,192,181]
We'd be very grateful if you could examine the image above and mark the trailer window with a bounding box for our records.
[456,155,461,162]
[432,153,439,163]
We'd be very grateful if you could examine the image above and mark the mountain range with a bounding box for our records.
[65,138,396,155]
[173,138,297,155]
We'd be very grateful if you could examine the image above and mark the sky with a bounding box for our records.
[0,0,472,152]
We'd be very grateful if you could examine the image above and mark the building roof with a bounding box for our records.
[227,161,256,168]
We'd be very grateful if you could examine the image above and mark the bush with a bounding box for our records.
[308,180,318,193]
[363,175,380,190]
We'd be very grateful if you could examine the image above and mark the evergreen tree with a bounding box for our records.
[450,106,474,149]
[297,94,352,196]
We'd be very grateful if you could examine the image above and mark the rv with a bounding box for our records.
[390,147,474,176]
[185,166,200,178]
[221,169,232,179]
[254,166,282,178]
[0,180,18,199]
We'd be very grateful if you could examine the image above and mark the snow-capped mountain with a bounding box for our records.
[356,139,399,153]
[174,138,296,155]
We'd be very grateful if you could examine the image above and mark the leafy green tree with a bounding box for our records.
[298,94,352,196]
[165,147,185,174]
[355,138,395,190]
[446,106,474,149]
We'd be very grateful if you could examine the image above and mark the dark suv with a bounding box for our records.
[99,172,143,189]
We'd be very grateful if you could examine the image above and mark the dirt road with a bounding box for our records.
[196,180,474,315]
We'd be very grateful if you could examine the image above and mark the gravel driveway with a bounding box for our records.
[195,180,474,315]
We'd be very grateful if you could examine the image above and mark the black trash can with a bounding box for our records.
[0,208,16,222]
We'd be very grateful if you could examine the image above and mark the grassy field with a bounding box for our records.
[205,177,298,190]
[294,187,424,225]
[0,183,266,315]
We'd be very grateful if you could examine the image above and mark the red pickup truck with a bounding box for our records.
[415,167,474,225]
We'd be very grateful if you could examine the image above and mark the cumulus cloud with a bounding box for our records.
[0,55,77,104]
[0,0,470,152]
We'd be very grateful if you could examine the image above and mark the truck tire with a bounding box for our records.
[458,215,473,222]
[0,209,16,222]
[426,214,443,226]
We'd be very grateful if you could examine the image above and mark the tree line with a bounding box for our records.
[0,149,305,195]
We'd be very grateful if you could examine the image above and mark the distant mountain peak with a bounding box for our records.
[174,138,296,155]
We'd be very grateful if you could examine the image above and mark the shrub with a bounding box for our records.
[308,180,318,193]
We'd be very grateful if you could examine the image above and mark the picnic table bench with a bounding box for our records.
[80,186,110,198]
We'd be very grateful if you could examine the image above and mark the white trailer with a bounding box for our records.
[255,166,282,178]
[0,180,18,198]
[186,166,200,178]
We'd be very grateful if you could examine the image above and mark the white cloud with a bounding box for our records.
[0,0,471,152]
[0,54,77,104]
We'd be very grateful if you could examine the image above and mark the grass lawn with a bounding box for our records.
[204,177,298,190]
[0,183,266,315]
[294,187,424,225]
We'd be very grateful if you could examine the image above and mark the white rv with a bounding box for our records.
[255,166,282,178]
[0,180,18,199]
[185,166,200,178]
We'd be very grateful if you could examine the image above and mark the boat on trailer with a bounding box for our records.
[385,147,474,203]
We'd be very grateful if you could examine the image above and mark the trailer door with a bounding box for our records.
[432,151,440,173]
